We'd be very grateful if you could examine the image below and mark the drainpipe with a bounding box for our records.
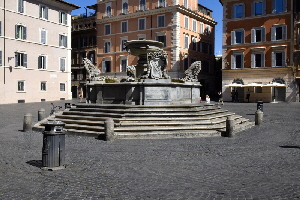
[291,0,294,68]
[3,0,6,84]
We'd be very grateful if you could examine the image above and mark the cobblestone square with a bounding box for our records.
[0,101,299,199]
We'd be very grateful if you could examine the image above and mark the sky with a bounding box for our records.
[70,0,223,56]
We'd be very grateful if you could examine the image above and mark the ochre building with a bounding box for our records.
[220,0,300,102]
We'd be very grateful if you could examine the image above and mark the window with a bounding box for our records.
[272,0,287,13]
[39,5,48,19]
[139,0,146,10]
[60,83,65,92]
[192,37,197,51]
[121,21,128,33]
[102,60,111,73]
[231,54,244,69]
[60,58,66,71]
[272,51,286,67]
[139,18,146,30]
[18,81,25,92]
[106,5,112,17]
[157,15,165,27]
[200,22,204,34]
[252,1,266,16]
[156,35,166,47]
[40,29,46,44]
[89,52,95,63]
[184,34,189,49]
[296,0,300,13]
[81,37,87,47]
[18,0,24,13]
[271,25,287,41]
[121,39,127,51]
[192,19,196,32]
[184,17,189,29]
[199,42,210,54]
[251,53,265,68]
[122,1,128,14]
[251,27,265,43]
[158,0,166,7]
[59,34,67,47]
[184,57,188,70]
[40,82,47,91]
[38,55,46,69]
[205,25,211,36]
[231,30,245,44]
[104,41,111,53]
[120,58,127,72]
[232,4,245,19]
[0,50,2,66]
[15,24,27,40]
[90,36,96,46]
[59,11,67,25]
[105,24,111,35]
[80,52,86,64]
[15,52,27,67]
[184,0,188,8]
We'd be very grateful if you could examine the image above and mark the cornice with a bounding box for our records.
[96,5,217,26]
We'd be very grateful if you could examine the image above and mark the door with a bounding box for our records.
[275,87,286,102]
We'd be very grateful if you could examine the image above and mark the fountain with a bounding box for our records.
[86,40,201,105]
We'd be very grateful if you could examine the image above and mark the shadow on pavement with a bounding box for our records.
[26,160,42,168]
[279,145,300,149]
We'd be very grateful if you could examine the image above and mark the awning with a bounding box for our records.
[243,83,263,87]
[224,83,244,87]
[263,82,286,87]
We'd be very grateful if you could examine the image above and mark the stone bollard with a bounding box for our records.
[255,109,263,126]
[226,115,235,137]
[38,108,45,121]
[23,113,32,132]
[105,118,115,141]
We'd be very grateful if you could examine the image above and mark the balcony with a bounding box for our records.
[156,1,167,8]
[119,9,129,15]
[103,13,112,19]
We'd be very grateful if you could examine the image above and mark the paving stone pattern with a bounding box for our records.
[0,101,299,199]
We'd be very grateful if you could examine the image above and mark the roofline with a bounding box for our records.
[55,0,80,9]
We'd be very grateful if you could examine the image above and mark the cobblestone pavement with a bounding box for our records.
[0,100,299,200]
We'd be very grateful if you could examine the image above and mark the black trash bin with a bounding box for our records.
[42,121,66,171]
[257,101,263,112]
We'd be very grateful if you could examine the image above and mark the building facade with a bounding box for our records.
[0,0,79,104]
[71,5,97,99]
[95,0,217,97]
[220,0,300,102]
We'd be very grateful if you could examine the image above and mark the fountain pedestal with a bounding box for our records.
[87,80,200,105]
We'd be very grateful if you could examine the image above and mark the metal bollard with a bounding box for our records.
[255,110,263,126]
[38,108,45,121]
[41,121,66,171]
[105,118,115,141]
[226,115,235,137]
[23,113,32,132]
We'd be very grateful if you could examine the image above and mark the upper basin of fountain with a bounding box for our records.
[125,40,164,56]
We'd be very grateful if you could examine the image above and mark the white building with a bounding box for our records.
[0,0,79,104]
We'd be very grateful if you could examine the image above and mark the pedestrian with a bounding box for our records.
[78,92,83,102]
[235,90,239,102]
[246,89,251,103]
[218,90,224,105]
[206,95,210,104]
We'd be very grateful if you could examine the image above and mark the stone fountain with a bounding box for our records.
[86,40,202,105]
